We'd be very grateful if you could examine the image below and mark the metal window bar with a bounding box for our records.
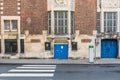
[54,11,68,35]
[71,12,74,35]
[104,12,117,33]
[97,12,100,33]
[48,12,51,34]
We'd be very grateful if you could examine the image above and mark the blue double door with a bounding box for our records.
[101,39,118,58]
[54,43,68,59]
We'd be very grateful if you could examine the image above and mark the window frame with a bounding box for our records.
[47,11,74,35]
[71,11,74,35]
[1,16,20,32]
[4,20,10,31]
[4,20,18,31]
[97,12,101,33]
[48,12,51,34]
[54,11,68,35]
[104,12,117,33]
[11,20,18,31]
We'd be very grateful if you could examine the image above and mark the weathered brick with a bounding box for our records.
[75,0,97,35]
[3,0,18,16]
[21,0,48,35]
[0,0,97,35]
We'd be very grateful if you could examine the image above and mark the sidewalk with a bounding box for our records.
[0,59,120,64]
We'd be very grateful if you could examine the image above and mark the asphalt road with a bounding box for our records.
[0,64,120,80]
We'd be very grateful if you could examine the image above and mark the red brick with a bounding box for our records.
[75,0,97,35]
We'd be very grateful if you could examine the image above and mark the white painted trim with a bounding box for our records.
[1,16,21,54]
[1,16,20,20]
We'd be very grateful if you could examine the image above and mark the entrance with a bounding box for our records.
[101,39,118,58]
[5,39,17,55]
[54,43,68,59]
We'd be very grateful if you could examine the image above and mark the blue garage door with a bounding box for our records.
[54,43,68,59]
[101,39,118,58]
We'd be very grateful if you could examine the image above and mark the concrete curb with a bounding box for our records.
[0,59,120,65]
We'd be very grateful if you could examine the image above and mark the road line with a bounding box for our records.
[22,65,56,67]
[16,66,56,69]
[9,69,55,72]
[0,73,54,77]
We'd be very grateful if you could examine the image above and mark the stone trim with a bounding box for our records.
[1,16,21,55]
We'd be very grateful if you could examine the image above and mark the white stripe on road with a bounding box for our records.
[16,67,56,69]
[0,73,54,77]
[9,69,55,72]
[22,65,56,67]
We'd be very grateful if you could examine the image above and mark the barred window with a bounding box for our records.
[97,12,100,33]
[71,12,74,35]
[104,12,117,33]
[48,11,74,35]
[48,12,51,34]
[54,11,68,35]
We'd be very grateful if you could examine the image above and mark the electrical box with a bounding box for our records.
[71,42,77,50]
[45,42,51,50]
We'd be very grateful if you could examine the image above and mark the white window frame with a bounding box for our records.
[54,11,68,35]
[11,20,18,31]
[4,20,10,31]
[48,11,74,35]
[4,20,18,31]
[48,12,51,34]
[97,12,101,33]
[1,16,20,32]
[104,12,117,33]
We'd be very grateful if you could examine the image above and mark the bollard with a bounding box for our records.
[89,45,94,63]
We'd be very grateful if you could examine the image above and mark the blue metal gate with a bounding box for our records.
[54,43,68,59]
[101,39,118,58]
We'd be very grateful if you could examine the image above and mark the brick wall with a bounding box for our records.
[2,0,18,16]
[21,0,48,35]
[75,0,97,35]
[0,0,19,35]
[0,0,96,35]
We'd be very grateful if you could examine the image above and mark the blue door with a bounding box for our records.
[101,39,118,58]
[54,43,68,59]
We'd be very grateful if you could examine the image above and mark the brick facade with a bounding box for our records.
[0,0,97,35]
[0,0,97,59]
[21,0,48,35]
[75,0,97,35]
[2,0,18,16]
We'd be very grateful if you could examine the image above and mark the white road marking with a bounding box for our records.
[0,73,54,77]
[22,65,56,67]
[0,65,56,78]
[9,69,55,72]
[16,67,56,69]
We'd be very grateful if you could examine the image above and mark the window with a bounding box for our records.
[48,11,74,35]
[48,12,51,34]
[104,12,117,33]
[12,20,18,30]
[4,20,10,30]
[97,12,100,33]
[4,20,18,31]
[55,11,68,35]
[71,12,74,35]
